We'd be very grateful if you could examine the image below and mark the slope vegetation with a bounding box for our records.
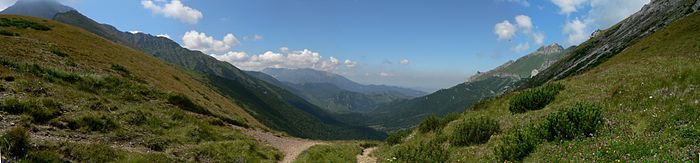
[375,9,700,162]
[47,9,385,140]
[0,15,278,162]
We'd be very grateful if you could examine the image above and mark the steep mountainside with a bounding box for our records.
[262,68,426,97]
[368,44,568,131]
[1,1,385,140]
[470,43,567,81]
[525,0,700,88]
[367,76,518,131]
[0,0,72,19]
[0,15,279,162]
[375,8,700,161]
[251,68,421,113]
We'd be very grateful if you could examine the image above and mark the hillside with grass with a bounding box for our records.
[373,7,700,162]
[44,8,386,140]
[0,15,282,162]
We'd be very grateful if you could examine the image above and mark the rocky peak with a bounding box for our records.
[533,43,564,55]
[0,0,74,19]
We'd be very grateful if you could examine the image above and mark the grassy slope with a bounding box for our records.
[294,141,378,163]
[375,11,700,162]
[52,11,385,140]
[0,15,278,162]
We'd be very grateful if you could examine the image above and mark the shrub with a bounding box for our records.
[0,30,19,36]
[168,94,211,115]
[1,98,62,124]
[540,102,603,141]
[110,64,130,75]
[2,126,30,158]
[26,151,64,162]
[450,116,500,146]
[418,115,445,133]
[393,140,449,162]
[50,49,69,57]
[385,130,411,145]
[68,115,119,132]
[509,83,564,113]
[0,98,33,114]
[441,112,461,124]
[494,128,538,161]
[0,18,51,31]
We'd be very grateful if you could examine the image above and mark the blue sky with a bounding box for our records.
[1,0,649,92]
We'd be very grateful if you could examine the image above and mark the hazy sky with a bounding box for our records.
[1,0,649,92]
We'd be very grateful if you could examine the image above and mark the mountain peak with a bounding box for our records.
[535,43,564,54]
[0,0,74,19]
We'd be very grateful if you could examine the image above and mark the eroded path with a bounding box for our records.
[356,147,378,163]
[234,126,324,163]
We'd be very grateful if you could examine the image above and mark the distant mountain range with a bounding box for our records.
[1,0,385,140]
[366,43,570,131]
[248,68,426,113]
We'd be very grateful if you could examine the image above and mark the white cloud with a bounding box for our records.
[244,34,264,41]
[514,15,533,32]
[211,47,355,71]
[563,18,588,45]
[551,0,648,46]
[156,34,171,39]
[379,72,394,77]
[344,59,358,68]
[550,0,588,15]
[494,20,517,40]
[141,0,203,24]
[0,0,16,11]
[400,59,410,65]
[182,30,240,54]
[532,32,545,44]
[587,0,650,28]
[512,42,530,53]
[128,31,143,34]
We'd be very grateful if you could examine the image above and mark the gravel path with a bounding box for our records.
[356,147,378,163]
[234,126,323,163]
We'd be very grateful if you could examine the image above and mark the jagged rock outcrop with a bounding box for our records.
[526,0,700,88]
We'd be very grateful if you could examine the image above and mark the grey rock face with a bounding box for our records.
[529,0,700,86]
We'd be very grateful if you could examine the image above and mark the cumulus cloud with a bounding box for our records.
[141,0,203,24]
[379,72,394,77]
[182,30,240,54]
[400,59,410,65]
[550,0,648,46]
[211,47,356,71]
[563,18,588,45]
[128,31,143,34]
[515,15,533,32]
[494,20,517,40]
[495,15,546,47]
[550,0,588,15]
[344,59,358,68]
[156,34,171,39]
[244,34,264,41]
[512,42,530,53]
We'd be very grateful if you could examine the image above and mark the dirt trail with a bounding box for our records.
[234,126,324,163]
[356,147,378,163]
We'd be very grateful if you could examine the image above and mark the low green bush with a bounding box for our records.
[450,116,500,146]
[385,130,411,145]
[0,30,19,36]
[1,98,62,124]
[110,64,130,75]
[0,18,51,31]
[494,128,538,161]
[188,140,281,162]
[68,114,119,132]
[167,94,212,115]
[392,140,449,162]
[2,126,30,158]
[540,102,603,141]
[509,83,564,113]
[418,115,445,133]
